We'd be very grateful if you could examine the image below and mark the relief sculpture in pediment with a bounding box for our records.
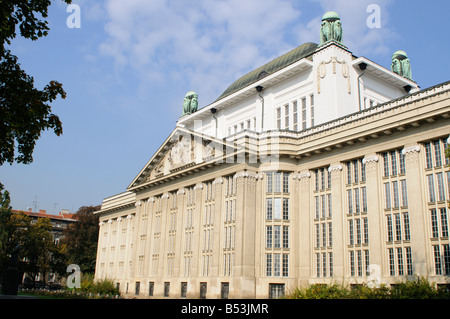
[168,134,195,169]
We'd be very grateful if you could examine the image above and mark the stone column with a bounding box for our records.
[362,154,383,282]
[212,178,223,278]
[402,145,428,277]
[192,183,204,278]
[173,189,185,278]
[297,171,311,285]
[234,170,257,298]
[159,193,170,278]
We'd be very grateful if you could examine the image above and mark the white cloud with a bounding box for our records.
[96,0,397,108]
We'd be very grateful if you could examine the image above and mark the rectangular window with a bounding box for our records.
[406,247,413,275]
[354,160,359,183]
[362,187,368,212]
[392,181,399,209]
[389,248,395,276]
[425,142,433,169]
[266,226,273,248]
[399,151,406,174]
[364,250,370,276]
[328,222,333,247]
[266,199,273,220]
[347,162,352,185]
[164,282,170,297]
[310,94,315,127]
[273,254,281,277]
[349,220,354,245]
[284,104,289,130]
[383,153,390,177]
[348,189,353,214]
[390,151,398,176]
[401,180,408,207]
[274,226,281,248]
[315,196,320,219]
[443,244,450,275]
[395,214,402,241]
[283,173,290,193]
[403,213,411,241]
[356,219,361,244]
[301,97,307,130]
[387,215,393,242]
[431,209,439,238]
[283,198,289,220]
[434,140,442,167]
[283,226,289,248]
[321,195,326,218]
[266,254,272,277]
[354,189,360,214]
[327,194,332,218]
[433,245,442,275]
[384,183,391,209]
[427,175,436,202]
[315,224,320,248]
[397,248,404,276]
[274,198,281,220]
[350,251,355,277]
[282,254,289,277]
[440,208,449,238]
[267,173,273,193]
[274,172,281,193]
[436,173,445,201]
[363,218,369,244]
[276,107,281,130]
[293,101,298,131]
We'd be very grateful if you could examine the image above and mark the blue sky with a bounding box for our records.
[1,0,449,214]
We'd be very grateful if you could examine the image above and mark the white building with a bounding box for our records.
[94,12,449,299]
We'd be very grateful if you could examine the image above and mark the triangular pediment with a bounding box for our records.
[128,127,239,189]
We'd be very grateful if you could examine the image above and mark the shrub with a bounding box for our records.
[287,278,449,299]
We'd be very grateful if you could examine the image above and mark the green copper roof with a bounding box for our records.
[216,42,319,101]
[322,11,340,20]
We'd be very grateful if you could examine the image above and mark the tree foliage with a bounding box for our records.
[61,206,100,273]
[0,0,71,165]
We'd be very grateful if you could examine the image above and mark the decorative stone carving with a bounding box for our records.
[317,57,351,94]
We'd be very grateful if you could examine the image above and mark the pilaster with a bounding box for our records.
[362,154,383,279]
[402,145,428,277]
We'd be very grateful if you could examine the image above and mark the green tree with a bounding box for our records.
[0,183,12,270]
[20,217,55,286]
[61,206,100,273]
[1,0,71,165]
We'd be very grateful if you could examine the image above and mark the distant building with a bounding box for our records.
[94,12,450,298]
[12,209,77,244]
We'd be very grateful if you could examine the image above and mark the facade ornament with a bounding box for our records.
[298,172,311,180]
[194,183,204,190]
[213,178,223,185]
[317,56,351,94]
[235,171,257,179]
[177,188,186,195]
[182,91,198,116]
[391,51,413,81]
[320,12,343,45]
[402,145,421,155]
[135,201,142,207]
[328,164,343,172]
[162,193,170,199]
[362,155,379,165]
